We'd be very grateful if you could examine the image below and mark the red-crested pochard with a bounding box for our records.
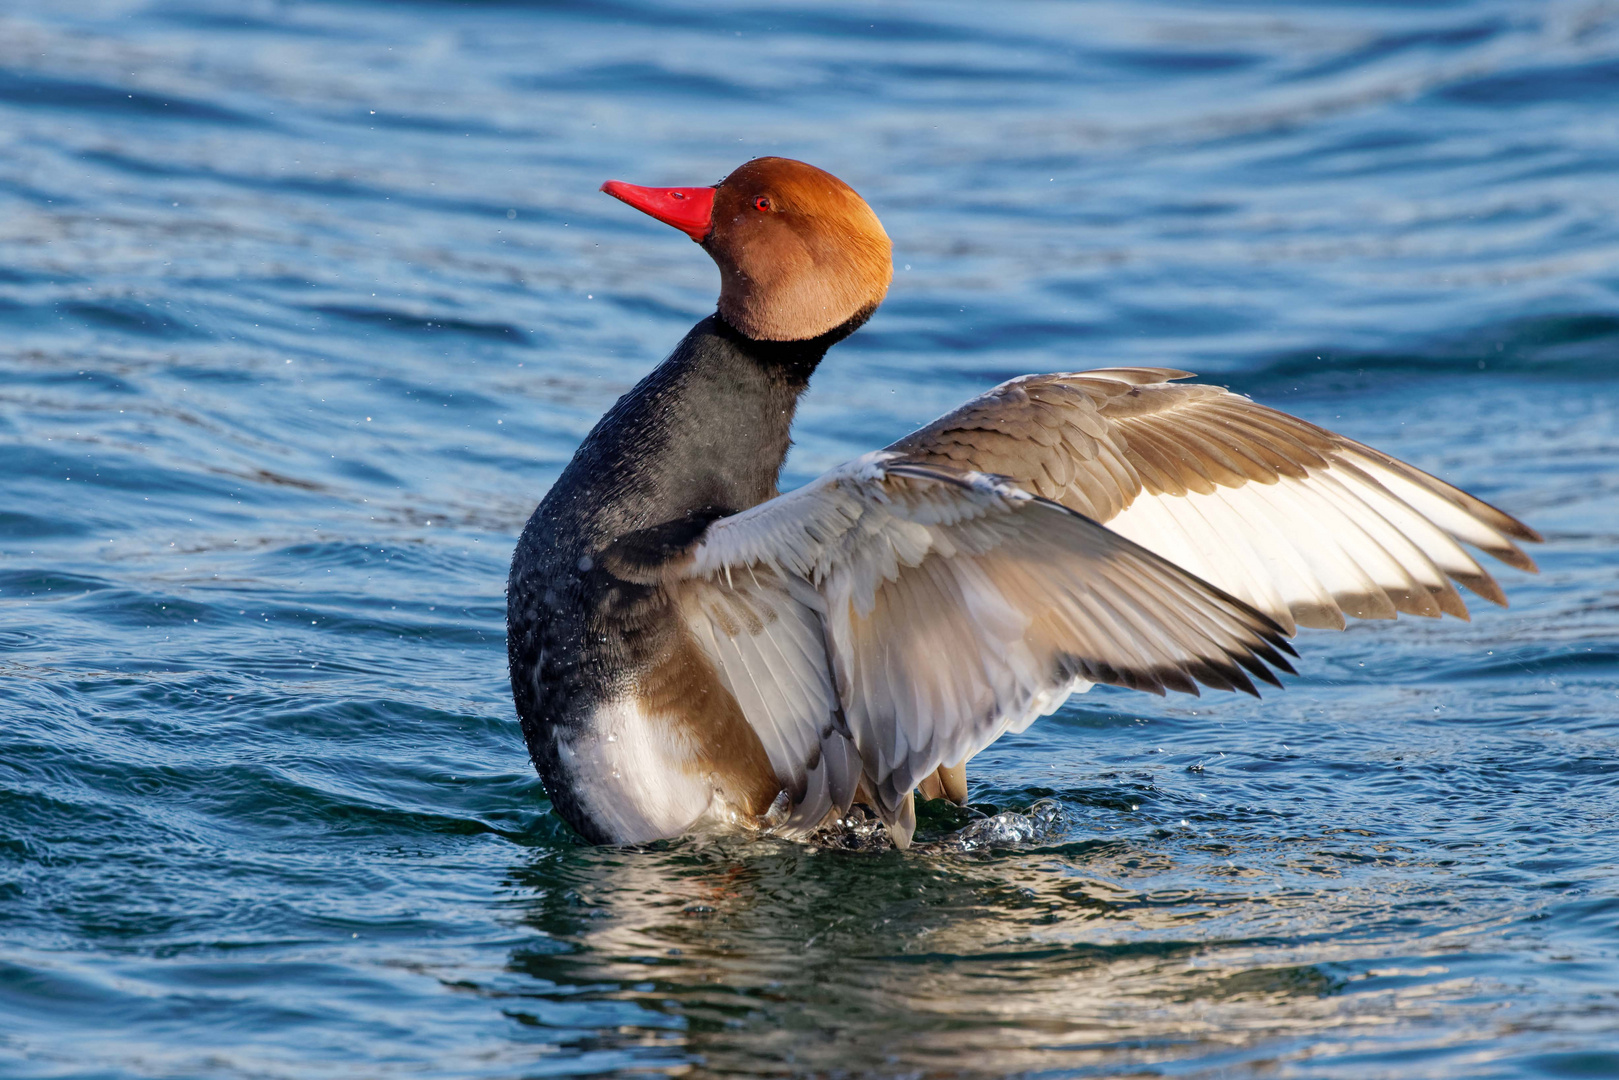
[507,157,1539,849]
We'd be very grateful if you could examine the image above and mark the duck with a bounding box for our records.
[506,157,1540,849]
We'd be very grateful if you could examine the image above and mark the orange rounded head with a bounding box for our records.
[601,157,892,342]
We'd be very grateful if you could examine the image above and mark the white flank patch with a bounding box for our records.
[556,697,725,844]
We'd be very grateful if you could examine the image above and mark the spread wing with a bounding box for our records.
[664,453,1296,847]
[887,369,1541,634]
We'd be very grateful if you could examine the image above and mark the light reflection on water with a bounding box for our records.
[498,822,1553,1077]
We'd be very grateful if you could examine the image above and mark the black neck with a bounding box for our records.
[710,305,874,386]
[531,310,863,551]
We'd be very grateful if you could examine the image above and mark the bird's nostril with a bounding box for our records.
[670,191,685,200]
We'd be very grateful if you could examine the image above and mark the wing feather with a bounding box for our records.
[670,454,1295,846]
[889,369,1538,632]
[657,368,1535,849]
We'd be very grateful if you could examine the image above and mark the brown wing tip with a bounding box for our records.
[1454,569,1510,608]
[1506,520,1545,544]
[1233,648,1285,690]
[1253,638,1299,674]
[1487,540,1539,573]
[1464,498,1542,544]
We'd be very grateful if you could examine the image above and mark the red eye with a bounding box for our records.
[753,196,772,212]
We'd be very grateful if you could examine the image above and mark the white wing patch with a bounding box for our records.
[1107,446,1517,632]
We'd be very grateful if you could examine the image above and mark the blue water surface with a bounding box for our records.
[1,2,1616,1077]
